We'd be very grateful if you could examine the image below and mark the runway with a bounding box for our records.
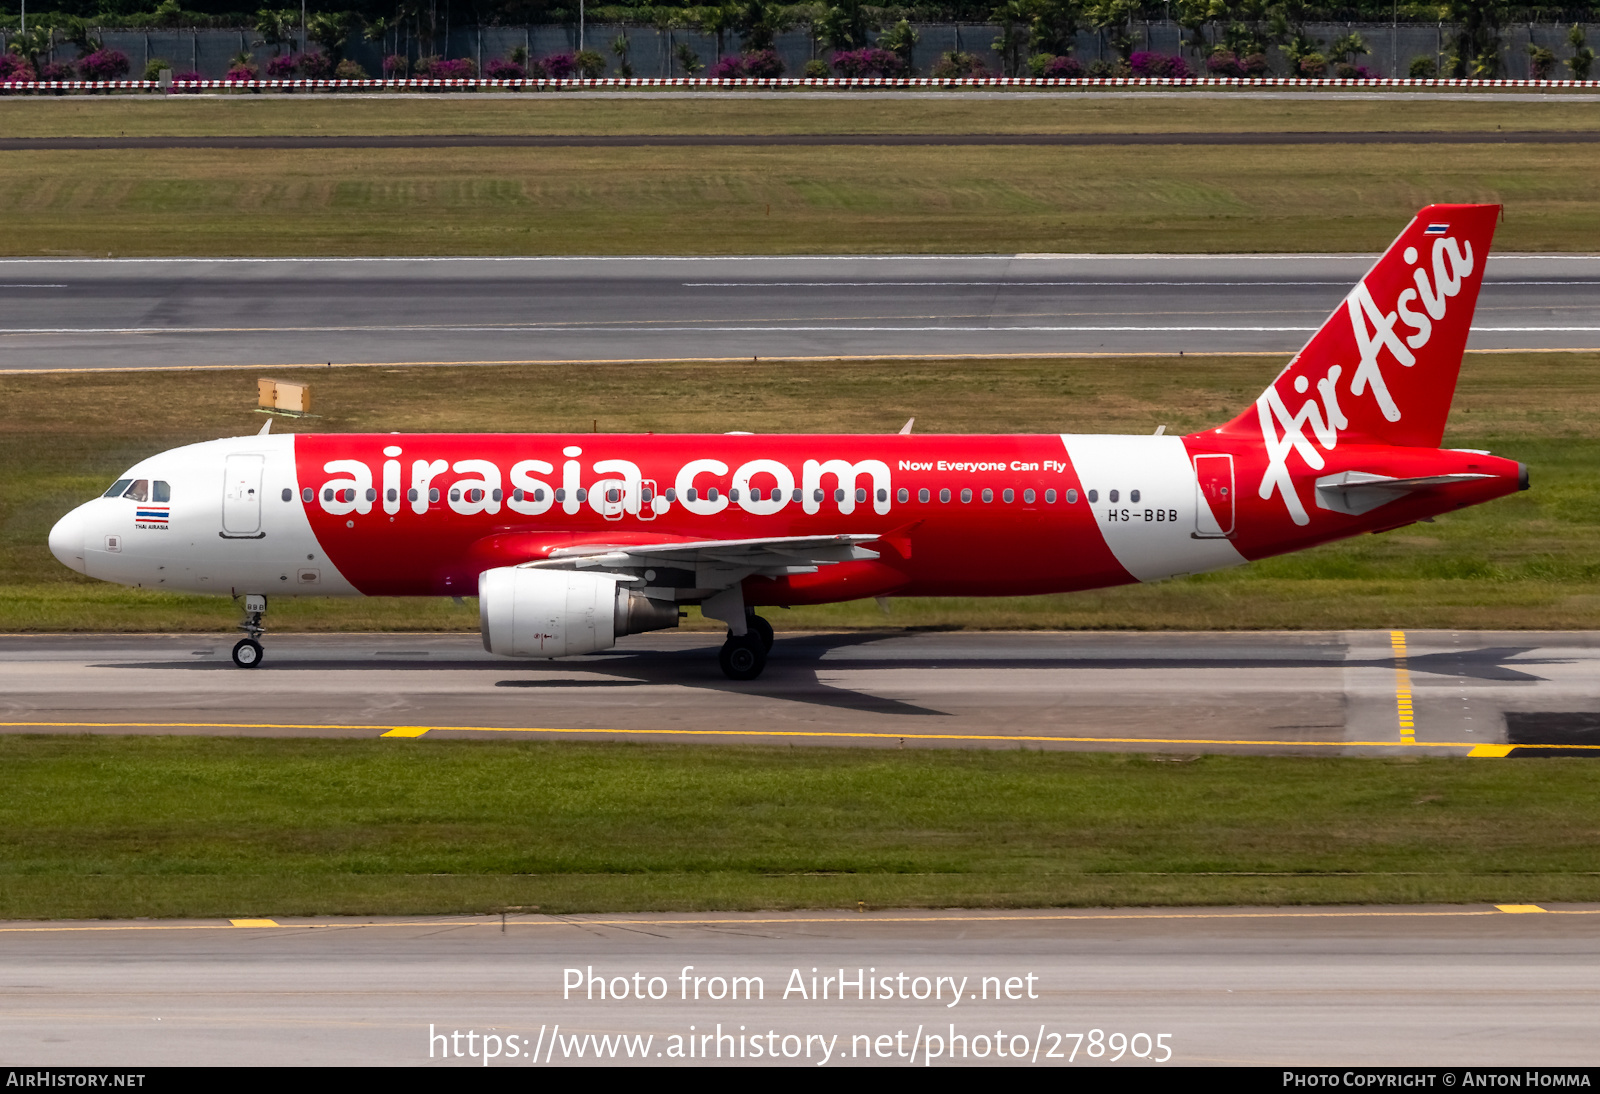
[2,253,1597,371]
[4,630,1597,755]
[2,904,1597,1066]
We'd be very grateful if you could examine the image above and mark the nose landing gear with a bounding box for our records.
[232,593,267,669]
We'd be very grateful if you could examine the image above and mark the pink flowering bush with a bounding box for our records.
[39,61,78,80]
[299,50,335,78]
[78,49,131,80]
[830,47,906,77]
[709,54,747,78]
[0,54,36,82]
[1037,54,1083,77]
[266,53,300,77]
[427,57,476,78]
[1128,51,1190,78]
[743,49,784,77]
[484,57,525,78]
[542,52,577,78]
[930,50,987,78]
[382,54,408,77]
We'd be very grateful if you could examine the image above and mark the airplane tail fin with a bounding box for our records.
[1218,203,1500,450]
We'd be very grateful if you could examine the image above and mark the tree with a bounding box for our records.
[695,4,739,61]
[1568,24,1595,80]
[878,18,919,71]
[991,0,1030,75]
[255,9,298,55]
[307,12,358,63]
[611,32,632,77]
[674,41,704,74]
[738,0,791,53]
[1084,0,1138,61]
[818,0,870,52]
[1444,0,1502,79]
[62,18,104,57]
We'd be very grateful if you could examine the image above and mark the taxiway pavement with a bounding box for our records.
[3,630,1596,755]
[2,254,1597,371]
[1,904,1597,1066]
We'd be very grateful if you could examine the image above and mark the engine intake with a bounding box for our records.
[479,566,679,658]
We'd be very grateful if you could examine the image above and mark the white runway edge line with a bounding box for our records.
[0,253,1597,264]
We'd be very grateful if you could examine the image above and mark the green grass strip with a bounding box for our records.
[2,735,1598,919]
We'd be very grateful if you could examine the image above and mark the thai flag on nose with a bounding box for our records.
[136,506,169,524]
[1424,223,1449,235]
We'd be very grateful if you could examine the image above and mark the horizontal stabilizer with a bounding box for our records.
[1314,470,1491,516]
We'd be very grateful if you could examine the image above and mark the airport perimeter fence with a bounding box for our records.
[4,74,1600,93]
[0,21,1594,83]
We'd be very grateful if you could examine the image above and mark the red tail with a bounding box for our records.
[1219,203,1499,450]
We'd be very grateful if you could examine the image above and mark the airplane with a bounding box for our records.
[49,203,1525,680]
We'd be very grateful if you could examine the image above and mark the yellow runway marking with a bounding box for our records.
[6,719,1600,751]
[228,919,280,927]
[1391,630,1416,744]
[0,906,1594,934]
[1494,905,1549,914]
[1469,744,1516,758]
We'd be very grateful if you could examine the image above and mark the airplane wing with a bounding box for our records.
[519,533,884,597]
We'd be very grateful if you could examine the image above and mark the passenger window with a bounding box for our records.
[492,489,502,502]
[302,487,314,503]
[641,487,653,503]
[1065,488,1077,503]
[282,488,292,502]
[1131,489,1141,503]
[1087,489,1099,503]
[747,488,759,502]
[429,487,441,503]
[1049,489,1060,503]
[153,481,171,503]
[834,488,846,503]
[1023,489,1035,503]
[686,487,697,502]
[940,488,951,503]
[664,488,677,502]
[897,488,909,504]
[981,488,993,503]
[533,488,545,502]
[1002,488,1014,503]
[123,479,149,502]
[706,488,719,502]
[961,488,973,503]
[103,479,132,498]
[918,488,930,503]
[576,488,588,503]
[1109,489,1120,503]
[856,488,867,504]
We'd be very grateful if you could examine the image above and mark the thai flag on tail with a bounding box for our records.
[1424,223,1449,235]
[136,506,169,525]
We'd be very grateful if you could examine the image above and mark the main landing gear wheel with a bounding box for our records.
[718,634,767,681]
[747,613,774,653]
[232,638,264,668]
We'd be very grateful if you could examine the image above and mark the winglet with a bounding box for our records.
[257,419,272,436]
[899,418,915,435]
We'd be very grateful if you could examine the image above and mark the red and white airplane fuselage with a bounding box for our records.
[48,205,1527,677]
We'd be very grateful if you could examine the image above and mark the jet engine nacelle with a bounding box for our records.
[478,566,679,658]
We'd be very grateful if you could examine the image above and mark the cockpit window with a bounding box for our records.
[152,480,171,503]
[123,480,149,502]
[103,479,132,498]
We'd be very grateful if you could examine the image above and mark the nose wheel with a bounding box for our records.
[232,593,268,669]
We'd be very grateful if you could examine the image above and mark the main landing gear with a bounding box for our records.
[717,611,775,681]
[232,593,267,669]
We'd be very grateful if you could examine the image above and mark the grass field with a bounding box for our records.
[3,736,1599,918]
[5,93,1600,138]
[0,97,1597,255]
[5,143,1594,256]
[4,352,1596,634]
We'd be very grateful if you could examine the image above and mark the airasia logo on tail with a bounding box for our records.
[1251,207,1492,526]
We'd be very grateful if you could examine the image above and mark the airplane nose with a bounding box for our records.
[49,506,86,574]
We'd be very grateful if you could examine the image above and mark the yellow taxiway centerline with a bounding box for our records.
[1,720,1595,752]
[0,906,1592,934]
